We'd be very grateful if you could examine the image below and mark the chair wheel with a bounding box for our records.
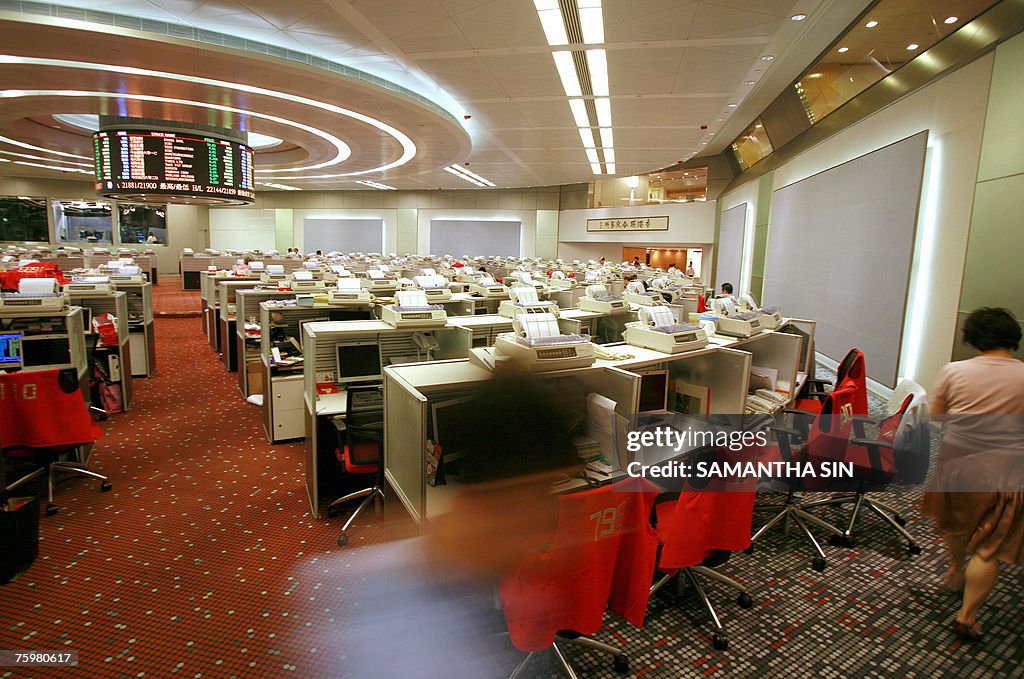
[812,557,826,572]
[743,546,755,555]
[46,504,58,516]
[101,481,112,492]
[327,506,341,519]
[907,542,921,556]
[613,655,629,674]
[737,592,753,609]
[712,633,728,651]
[337,533,349,547]
[893,515,906,527]
[829,535,854,548]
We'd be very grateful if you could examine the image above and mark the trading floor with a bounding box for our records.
[0,279,1020,678]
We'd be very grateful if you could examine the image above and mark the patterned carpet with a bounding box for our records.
[1,309,1021,678]
[151,275,201,317]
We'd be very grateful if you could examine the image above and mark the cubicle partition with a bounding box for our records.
[111,280,155,377]
[67,290,133,410]
[217,279,264,371]
[235,289,297,398]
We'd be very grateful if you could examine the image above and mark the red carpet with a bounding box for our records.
[0,315,385,678]
[151,275,201,317]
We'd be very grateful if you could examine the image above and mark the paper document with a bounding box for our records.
[750,365,778,391]
[293,270,313,280]
[337,278,361,291]
[519,313,559,339]
[19,278,57,294]
[641,305,675,327]
[396,290,428,307]
[586,393,618,466]
[515,287,539,304]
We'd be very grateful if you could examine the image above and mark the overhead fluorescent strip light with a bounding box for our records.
[356,180,396,190]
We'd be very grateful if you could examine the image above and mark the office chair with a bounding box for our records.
[798,380,928,554]
[326,384,385,547]
[1,369,111,516]
[650,468,757,651]
[747,384,858,571]
[795,348,867,416]
[501,477,659,678]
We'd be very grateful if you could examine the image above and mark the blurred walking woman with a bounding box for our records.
[923,307,1024,641]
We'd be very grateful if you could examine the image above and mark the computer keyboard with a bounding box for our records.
[350,389,383,410]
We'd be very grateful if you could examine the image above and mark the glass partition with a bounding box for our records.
[0,196,48,242]
[52,199,113,244]
[118,203,167,245]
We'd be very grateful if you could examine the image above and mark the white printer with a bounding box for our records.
[289,270,327,292]
[469,276,510,299]
[622,280,668,306]
[623,305,708,354]
[261,264,289,284]
[498,285,560,319]
[0,278,70,314]
[360,269,398,296]
[65,275,112,294]
[737,294,783,330]
[493,312,595,372]
[547,271,577,289]
[381,290,447,328]
[709,297,763,338]
[578,284,630,314]
[414,274,452,302]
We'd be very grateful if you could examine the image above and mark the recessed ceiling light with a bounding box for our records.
[727,103,738,108]
[837,46,849,53]
[708,133,715,137]
[700,142,707,145]
[755,123,763,129]
[944,16,958,24]
[744,80,755,85]
[717,118,725,121]
[761,55,775,61]
[865,20,878,28]
[808,72,823,78]
[790,13,807,21]
[907,43,919,50]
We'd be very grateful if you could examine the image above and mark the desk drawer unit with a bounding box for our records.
[271,376,305,441]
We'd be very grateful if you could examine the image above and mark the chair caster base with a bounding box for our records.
[737,592,753,609]
[326,506,342,519]
[101,481,112,492]
[712,633,728,651]
[829,535,855,548]
[907,542,921,556]
[811,557,826,572]
[338,533,349,547]
[613,655,629,674]
[893,515,906,527]
[46,504,58,516]
[743,546,754,555]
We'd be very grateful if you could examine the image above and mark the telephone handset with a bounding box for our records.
[412,332,439,352]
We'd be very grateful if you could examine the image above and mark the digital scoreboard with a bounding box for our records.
[93,130,255,205]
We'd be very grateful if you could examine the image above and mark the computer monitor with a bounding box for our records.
[0,331,23,369]
[638,370,669,413]
[431,397,475,463]
[80,307,93,333]
[336,341,382,385]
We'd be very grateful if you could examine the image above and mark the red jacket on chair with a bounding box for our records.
[500,477,659,652]
[0,369,101,450]
[0,262,69,291]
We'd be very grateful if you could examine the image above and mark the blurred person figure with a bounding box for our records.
[335,371,584,677]
[923,307,1024,641]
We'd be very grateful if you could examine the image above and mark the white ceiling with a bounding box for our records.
[0,0,873,190]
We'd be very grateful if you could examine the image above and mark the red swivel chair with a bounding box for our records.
[799,380,928,555]
[326,385,385,547]
[501,477,659,678]
[1,369,111,516]
[795,348,867,416]
[650,471,757,651]
[748,384,858,572]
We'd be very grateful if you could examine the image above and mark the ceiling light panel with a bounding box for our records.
[594,98,611,127]
[586,49,609,96]
[568,99,589,127]
[552,51,582,96]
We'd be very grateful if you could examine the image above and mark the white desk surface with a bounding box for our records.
[445,314,513,329]
[315,390,348,416]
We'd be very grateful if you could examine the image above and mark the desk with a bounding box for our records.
[67,290,133,410]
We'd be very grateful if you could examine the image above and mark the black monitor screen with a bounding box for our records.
[22,337,71,367]
[638,370,669,413]
[0,332,22,367]
[431,397,476,459]
[336,342,382,385]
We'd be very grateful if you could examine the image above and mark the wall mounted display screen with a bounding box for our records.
[763,131,927,387]
[430,219,521,258]
[93,130,255,205]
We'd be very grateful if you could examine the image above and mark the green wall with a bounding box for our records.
[955,31,1024,360]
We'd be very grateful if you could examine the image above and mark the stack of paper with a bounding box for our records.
[641,305,675,328]
[396,290,428,308]
[514,287,539,305]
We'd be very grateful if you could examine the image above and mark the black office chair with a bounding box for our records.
[326,384,385,547]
